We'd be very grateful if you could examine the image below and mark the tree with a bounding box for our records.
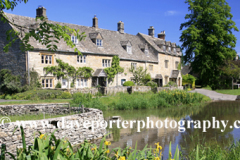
[44,59,93,88]
[180,0,239,90]
[221,60,240,89]
[0,0,85,54]
[129,66,150,86]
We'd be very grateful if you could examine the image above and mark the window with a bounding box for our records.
[41,55,53,64]
[149,65,153,71]
[102,59,111,67]
[127,45,132,54]
[175,61,179,69]
[42,78,53,88]
[163,46,166,52]
[62,79,68,88]
[77,78,88,87]
[77,55,86,63]
[168,47,171,52]
[145,49,149,56]
[174,48,176,54]
[71,36,78,44]
[165,60,168,68]
[131,63,137,69]
[121,79,126,86]
[96,39,102,47]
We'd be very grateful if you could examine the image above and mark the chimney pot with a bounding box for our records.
[158,31,166,40]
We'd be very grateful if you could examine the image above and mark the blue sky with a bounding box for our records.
[5,0,240,55]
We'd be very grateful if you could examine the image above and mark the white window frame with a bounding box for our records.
[163,46,166,52]
[102,59,111,67]
[62,79,68,88]
[131,63,137,70]
[174,48,176,54]
[77,55,86,63]
[77,78,88,88]
[71,36,78,44]
[127,45,132,54]
[168,46,171,52]
[96,39,103,47]
[41,55,52,64]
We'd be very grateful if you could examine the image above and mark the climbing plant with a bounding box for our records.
[44,59,94,87]
[104,56,124,80]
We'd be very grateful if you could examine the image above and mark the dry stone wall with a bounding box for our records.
[0,108,106,156]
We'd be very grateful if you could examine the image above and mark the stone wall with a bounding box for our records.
[59,88,99,95]
[0,108,106,156]
[155,86,183,93]
[101,86,128,95]
[131,86,151,93]
[0,103,71,116]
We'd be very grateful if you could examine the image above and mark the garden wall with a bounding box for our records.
[0,108,106,156]
[101,86,128,95]
[131,86,151,93]
[59,88,99,95]
[155,86,183,93]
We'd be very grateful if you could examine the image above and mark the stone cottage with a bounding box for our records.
[0,6,182,89]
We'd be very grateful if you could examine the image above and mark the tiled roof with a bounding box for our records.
[4,12,181,63]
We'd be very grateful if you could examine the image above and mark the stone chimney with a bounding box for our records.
[148,26,155,37]
[158,31,166,40]
[92,15,98,28]
[118,21,124,34]
[36,6,47,19]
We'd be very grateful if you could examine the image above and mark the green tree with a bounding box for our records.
[44,59,93,88]
[129,66,150,86]
[1,0,85,54]
[221,60,240,89]
[180,0,239,90]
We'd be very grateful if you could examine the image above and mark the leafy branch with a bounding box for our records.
[104,56,124,80]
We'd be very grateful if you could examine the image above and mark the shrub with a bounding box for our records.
[146,81,157,88]
[123,81,135,86]
[0,94,5,99]
[0,69,23,94]
[60,92,72,99]
[4,94,12,100]
[72,92,92,105]
[55,82,62,88]
[142,73,151,84]
[12,89,64,100]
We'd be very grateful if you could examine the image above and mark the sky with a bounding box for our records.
[4,0,240,55]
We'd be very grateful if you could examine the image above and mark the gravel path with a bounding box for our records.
[190,89,237,101]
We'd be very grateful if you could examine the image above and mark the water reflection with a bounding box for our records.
[103,101,240,158]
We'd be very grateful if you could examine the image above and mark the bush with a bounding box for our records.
[60,92,72,99]
[123,81,135,86]
[4,94,12,100]
[146,81,157,88]
[0,69,23,94]
[55,82,62,88]
[72,92,92,105]
[12,89,64,100]
[142,73,151,84]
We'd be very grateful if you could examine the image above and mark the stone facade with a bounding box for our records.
[1,9,182,90]
[0,107,106,156]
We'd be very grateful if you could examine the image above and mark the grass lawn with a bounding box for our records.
[0,99,72,105]
[201,85,240,95]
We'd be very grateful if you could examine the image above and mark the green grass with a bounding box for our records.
[202,85,240,95]
[0,99,72,105]
[6,112,75,123]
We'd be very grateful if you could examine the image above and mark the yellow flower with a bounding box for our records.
[118,156,126,160]
[104,141,111,146]
[115,151,118,157]
[66,148,70,152]
[154,157,160,160]
[91,146,97,151]
[105,149,110,153]
[39,134,45,139]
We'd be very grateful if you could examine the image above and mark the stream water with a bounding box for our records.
[102,101,240,159]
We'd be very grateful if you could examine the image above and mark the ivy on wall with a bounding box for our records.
[44,59,94,87]
[104,56,124,80]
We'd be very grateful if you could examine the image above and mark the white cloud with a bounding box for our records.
[164,10,178,16]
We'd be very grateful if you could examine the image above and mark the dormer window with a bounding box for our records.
[121,41,132,54]
[163,46,166,52]
[173,48,176,54]
[144,49,149,56]
[168,47,171,52]
[127,45,132,54]
[89,32,104,47]
[71,36,78,44]
[96,39,103,47]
